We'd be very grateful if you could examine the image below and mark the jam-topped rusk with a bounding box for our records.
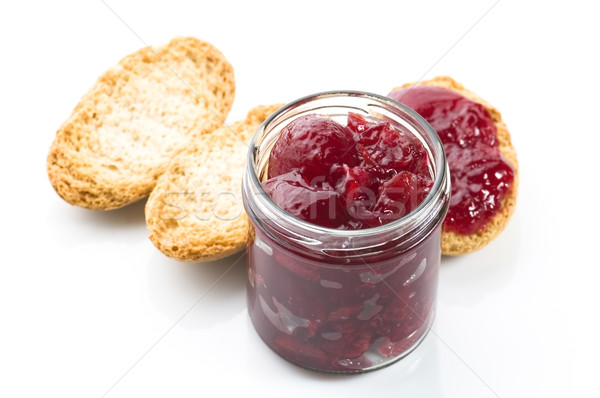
[389,76,518,255]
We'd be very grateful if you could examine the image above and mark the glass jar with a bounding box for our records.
[242,91,450,373]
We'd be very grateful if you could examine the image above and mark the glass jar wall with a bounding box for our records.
[242,91,450,373]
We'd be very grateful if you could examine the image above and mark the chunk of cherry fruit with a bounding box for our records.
[263,112,433,229]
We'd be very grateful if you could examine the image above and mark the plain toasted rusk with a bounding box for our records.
[145,104,283,262]
[47,36,235,210]
[395,76,518,255]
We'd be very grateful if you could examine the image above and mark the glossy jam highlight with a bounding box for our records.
[388,86,514,235]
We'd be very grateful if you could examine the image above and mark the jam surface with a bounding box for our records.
[388,86,515,235]
[264,113,433,229]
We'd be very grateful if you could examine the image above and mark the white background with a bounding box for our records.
[1,1,598,397]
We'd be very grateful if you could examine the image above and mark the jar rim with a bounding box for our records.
[245,90,449,240]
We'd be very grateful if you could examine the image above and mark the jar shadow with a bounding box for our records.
[145,251,248,330]
[45,197,148,247]
[439,212,521,307]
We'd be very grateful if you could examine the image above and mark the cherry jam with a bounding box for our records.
[388,86,515,235]
[263,113,433,229]
[243,92,450,373]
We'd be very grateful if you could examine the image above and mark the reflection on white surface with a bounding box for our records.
[439,213,521,308]
[44,199,149,249]
[145,253,247,330]
[245,318,444,396]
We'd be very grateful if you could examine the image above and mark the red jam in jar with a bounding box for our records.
[242,91,450,373]
[263,113,433,229]
[388,86,515,235]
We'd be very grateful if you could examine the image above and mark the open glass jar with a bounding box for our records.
[242,91,450,373]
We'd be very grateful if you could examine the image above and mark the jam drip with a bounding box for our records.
[264,113,433,229]
[388,86,515,235]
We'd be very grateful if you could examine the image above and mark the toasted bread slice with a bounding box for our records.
[47,37,235,210]
[145,104,282,262]
[395,76,518,255]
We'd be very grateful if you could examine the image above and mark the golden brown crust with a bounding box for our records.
[395,76,518,255]
[145,104,283,262]
[47,36,235,210]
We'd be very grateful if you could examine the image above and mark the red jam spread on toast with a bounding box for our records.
[388,86,514,234]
